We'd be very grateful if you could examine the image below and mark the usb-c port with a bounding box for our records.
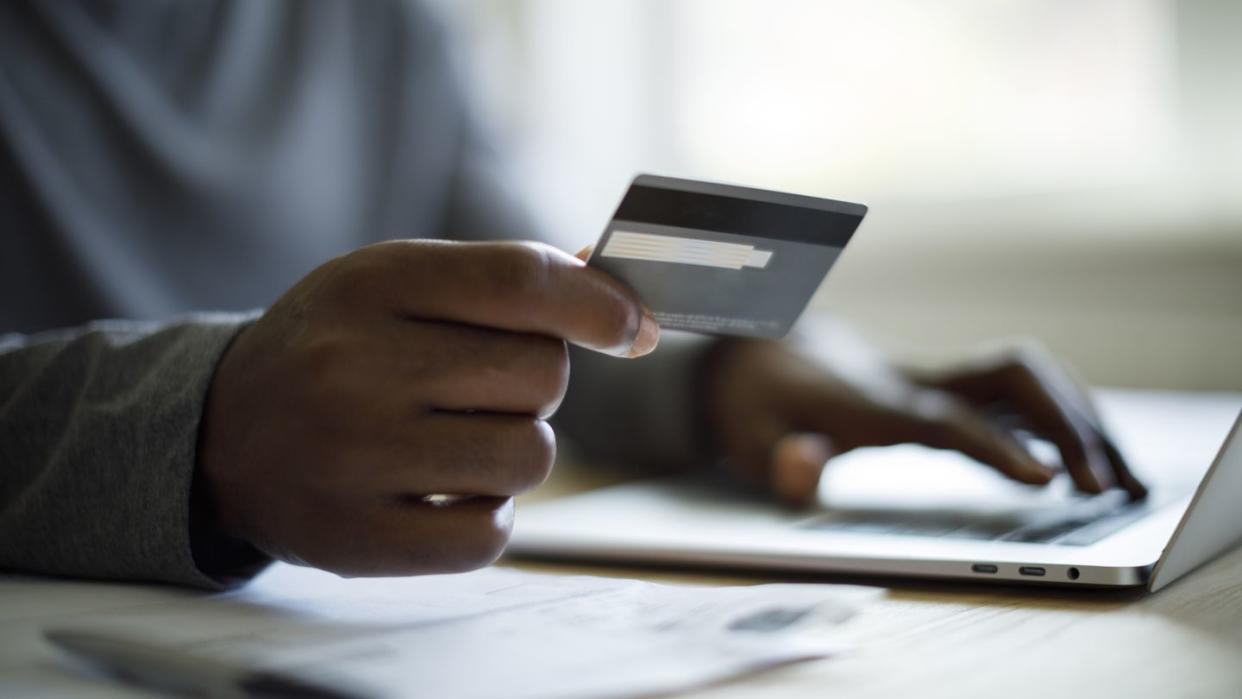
[1019,566,1046,577]
[971,564,998,574]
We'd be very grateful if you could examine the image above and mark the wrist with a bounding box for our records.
[188,463,271,583]
[190,321,271,582]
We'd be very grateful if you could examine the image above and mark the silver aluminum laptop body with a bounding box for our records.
[510,391,1242,590]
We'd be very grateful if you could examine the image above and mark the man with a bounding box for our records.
[0,1,1144,589]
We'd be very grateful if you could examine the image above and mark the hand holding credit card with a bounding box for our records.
[587,175,867,339]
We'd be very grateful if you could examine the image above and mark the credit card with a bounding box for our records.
[588,174,867,338]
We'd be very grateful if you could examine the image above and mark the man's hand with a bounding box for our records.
[197,240,658,576]
[705,323,1146,507]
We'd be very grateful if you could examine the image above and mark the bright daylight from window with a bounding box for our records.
[446,0,1241,391]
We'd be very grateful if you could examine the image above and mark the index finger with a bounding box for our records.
[360,240,660,357]
[874,394,1058,486]
[936,351,1147,499]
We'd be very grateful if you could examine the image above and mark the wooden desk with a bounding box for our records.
[502,461,1242,699]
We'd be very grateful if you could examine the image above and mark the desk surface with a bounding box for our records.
[502,458,1242,699]
[4,393,1241,698]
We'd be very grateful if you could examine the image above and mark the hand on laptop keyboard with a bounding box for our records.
[703,324,1148,507]
[923,345,1147,500]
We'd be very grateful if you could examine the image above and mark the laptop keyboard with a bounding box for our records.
[998,504,1152,545]
[799,491,1176,546]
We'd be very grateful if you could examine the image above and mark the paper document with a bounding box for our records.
[3,564,878,698]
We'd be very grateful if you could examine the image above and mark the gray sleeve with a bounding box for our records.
[0,314,265,588]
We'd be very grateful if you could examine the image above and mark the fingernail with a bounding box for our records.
[574,245,594,262]
[625,307,660,357]
[1120,465,1149,499]
[1125,477,1149,501]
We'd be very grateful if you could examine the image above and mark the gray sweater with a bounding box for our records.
[0,0,710,588]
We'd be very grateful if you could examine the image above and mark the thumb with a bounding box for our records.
[770,433,835,507]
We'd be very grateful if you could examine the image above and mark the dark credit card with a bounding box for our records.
[588,174,867,338]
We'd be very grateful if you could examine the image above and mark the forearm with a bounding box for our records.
[0,314,267,588]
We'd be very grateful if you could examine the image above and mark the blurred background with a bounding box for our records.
[433,0,1241,391]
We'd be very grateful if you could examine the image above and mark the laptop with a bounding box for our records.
[509,391,1242,591]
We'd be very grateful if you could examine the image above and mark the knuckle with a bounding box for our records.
[995,355,1036,384]
[906,390,956,419]
[533,339,571,414]
[297,334,348,373]
[907,400,974,449]
[466,334,567,414]
[997,342,1058,384]
[470,420,556,495]
[428,517,513,574]
[512,420,556,492]
[295,336,361,409]
[494,241,554,297]
[449,333,569,414]
[330,245,400,306]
